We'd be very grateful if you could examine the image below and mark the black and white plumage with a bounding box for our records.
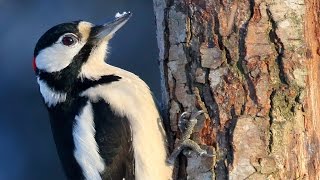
[33,13,173,180]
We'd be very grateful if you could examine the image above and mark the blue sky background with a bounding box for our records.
[0,0,160,179]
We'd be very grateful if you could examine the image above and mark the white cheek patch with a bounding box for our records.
[36,42,85,73]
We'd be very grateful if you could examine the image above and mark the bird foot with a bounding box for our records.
[167,110,214,165]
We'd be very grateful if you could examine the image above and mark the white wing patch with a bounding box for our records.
[37,77,67,107]
[73,101,105,180]
[80,63,173,180]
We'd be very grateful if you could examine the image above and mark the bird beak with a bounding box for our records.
[92,12,132,41]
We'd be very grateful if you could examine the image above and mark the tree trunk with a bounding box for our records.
[153,0,319,179]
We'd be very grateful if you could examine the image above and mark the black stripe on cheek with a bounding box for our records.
[37,43,96,93]
[78,75,122,91]
[38,73,121,94]
[38,71,76,92]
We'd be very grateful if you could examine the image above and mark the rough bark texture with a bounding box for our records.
[153,0,319,179]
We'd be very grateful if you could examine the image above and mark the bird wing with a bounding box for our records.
[91,99,135,180]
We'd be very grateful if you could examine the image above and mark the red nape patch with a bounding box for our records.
[32,57,37,71]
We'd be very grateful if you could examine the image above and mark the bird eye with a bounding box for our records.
[61,34,78,46]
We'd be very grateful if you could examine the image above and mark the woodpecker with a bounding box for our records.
[33,12,210,180]
[33,12,171,179]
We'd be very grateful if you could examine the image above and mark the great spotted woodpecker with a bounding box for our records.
[33,12,209,180]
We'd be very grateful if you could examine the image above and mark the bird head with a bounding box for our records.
[33,12,132,74]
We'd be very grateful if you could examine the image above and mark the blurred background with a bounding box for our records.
[0,0,160,179]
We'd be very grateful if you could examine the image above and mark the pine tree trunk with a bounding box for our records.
[153,0,319,179]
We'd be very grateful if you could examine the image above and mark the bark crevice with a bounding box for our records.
[266,7,287,85]
[238,0,258,105]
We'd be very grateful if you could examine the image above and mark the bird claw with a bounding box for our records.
[178,112,190,133]
[167,110,214,165]
[178,110,203,134]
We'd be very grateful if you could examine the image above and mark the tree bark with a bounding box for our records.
[153,0,319,179]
